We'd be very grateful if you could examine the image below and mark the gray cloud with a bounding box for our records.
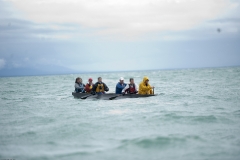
[8,0,231,38]
[210,18,240,23]
[0,0,240,77]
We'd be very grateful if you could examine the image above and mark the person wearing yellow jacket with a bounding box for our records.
[139,76,154,95]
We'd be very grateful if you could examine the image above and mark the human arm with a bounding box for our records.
[91,83,97,92]
[75,83,82,89]
[75,83,85,89]
[116,83,126,90]
[103,83,109,92]
[139,83,153,93]
[74,83,78,89]
[122,84,129,93]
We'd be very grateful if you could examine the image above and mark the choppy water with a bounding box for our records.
[0,67,240,160]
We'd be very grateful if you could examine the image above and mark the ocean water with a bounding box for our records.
[0,67,240,160]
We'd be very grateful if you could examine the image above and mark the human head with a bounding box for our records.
[88,78,93,83]
[129,78,134,84]
[119,77,124,84]
[75,77,82,83]
[143,76,149,84]
[98,77,102,83]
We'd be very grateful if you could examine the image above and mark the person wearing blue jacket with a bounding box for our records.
[115,77,127,94]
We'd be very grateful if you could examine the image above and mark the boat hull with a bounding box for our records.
[72,92,156,99]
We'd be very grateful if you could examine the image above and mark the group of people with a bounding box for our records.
[74,76,154,95]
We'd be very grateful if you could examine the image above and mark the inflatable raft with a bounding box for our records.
[72,92,156,100]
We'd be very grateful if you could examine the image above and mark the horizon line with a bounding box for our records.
[0,65,239,78]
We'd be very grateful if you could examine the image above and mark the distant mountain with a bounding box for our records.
[0,66,78,77]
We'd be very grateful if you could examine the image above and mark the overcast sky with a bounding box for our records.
[0,0,240,76]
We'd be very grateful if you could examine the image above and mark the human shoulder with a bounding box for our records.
[116,82,123,87]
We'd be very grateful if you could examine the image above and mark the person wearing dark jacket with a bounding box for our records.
[115,77,127,94]
[91,77,109,95]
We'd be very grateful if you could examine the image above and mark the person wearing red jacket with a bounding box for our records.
[85,78,94,93]
[122,78,138,94]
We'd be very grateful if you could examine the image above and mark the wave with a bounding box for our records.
[157,113,219,123]
[233,110,240,115]
[118,135,202,149]
[192,115,217,122]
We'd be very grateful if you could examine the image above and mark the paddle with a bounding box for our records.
[81,94,94,99]
[109,94,122,100]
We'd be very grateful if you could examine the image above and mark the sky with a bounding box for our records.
[0,0,240,76]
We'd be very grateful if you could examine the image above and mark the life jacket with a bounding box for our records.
[85,83,93,93]
[126,83,136,94]
[96,83,105,93]
[86,83,93,89]
[90,84,92,89]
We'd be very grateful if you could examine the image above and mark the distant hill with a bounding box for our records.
[0,66,78,77]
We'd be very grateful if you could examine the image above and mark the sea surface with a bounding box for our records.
[0,67,240,160]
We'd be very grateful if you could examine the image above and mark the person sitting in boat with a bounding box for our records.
[85,78,93,93]
[75,77,86,93]
[139,76,154,95]
[115,77,127,94]
[122,78,138,95]
[91,77,109,95]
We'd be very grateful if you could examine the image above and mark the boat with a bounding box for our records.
[72,92,115,99]
[72,92,156,100]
